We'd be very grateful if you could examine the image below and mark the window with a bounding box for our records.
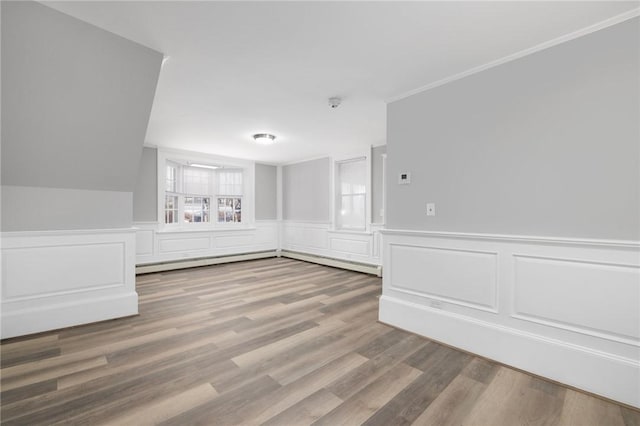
[163,163,213,225]
[337,158,367,231]
[162,161,244,226]
[216,170,243,223]
[165,195,178,224]
[166,164,177,192]
[184,196,210,223]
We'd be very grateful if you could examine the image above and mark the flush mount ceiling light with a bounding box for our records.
[253,133,277,145]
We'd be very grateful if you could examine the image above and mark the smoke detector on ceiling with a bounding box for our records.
[328,97,342,109]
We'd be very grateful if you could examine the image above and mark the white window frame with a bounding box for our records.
[215,169,244,225]
[156,148,255,230]
[332,152,371,233]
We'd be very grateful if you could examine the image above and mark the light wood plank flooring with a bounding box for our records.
[1,258,638,425]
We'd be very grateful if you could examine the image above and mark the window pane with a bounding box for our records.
[337,158,366,230]
[183,167,212,195]
[166,165,177,192]
[339,160,366,195]
[217,197,242,223]
[217,170,243,195]
[165,195,178,224]
[165,195,177,210]
[184,196,210,223]
[340,194,365,230]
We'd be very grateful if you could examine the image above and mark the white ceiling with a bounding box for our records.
[44,1,639,164]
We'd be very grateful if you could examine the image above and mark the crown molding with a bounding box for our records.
[387,8,640,104]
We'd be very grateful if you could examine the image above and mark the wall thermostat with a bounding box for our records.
[398,172,411,184]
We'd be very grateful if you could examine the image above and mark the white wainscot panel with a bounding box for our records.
[215,233,254,248]
[159,236,210,253]
[380,229,640,409]
[389,243,497,312]
[329,236,370,256]
[254,223,278,246]
[136,229,154,256]
[1,229,137,339]
[134,221,279,264]
[3,243,124,299]
[283,224,328,250]
[513,255,640,343]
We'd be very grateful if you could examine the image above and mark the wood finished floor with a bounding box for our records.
[1,258,638,426]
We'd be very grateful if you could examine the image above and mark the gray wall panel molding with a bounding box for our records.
[133,147,158,222]
[282,157,330,222]
[255,163,277,220]
[372,145,387,224]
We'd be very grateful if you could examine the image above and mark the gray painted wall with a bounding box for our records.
[1,1,162,192]
[133,147,158,222]
[1,1,162,231]
[372,145,387,224]
[255,163,277,220]
[1,186,133,231]
[283,158,330,222]
[387,18,640,240]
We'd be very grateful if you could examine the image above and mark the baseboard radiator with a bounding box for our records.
[279,250,382,277]
[136,249,382,277]
[136,250,278,274]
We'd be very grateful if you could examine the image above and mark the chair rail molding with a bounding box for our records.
[379,228,640,408]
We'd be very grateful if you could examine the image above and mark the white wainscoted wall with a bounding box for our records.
[1,228,138,339]
[280,221,383,267]
[133,219,381,269]
[134,220,279,265]
[379,229,640,408]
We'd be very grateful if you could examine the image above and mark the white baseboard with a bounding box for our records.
[379,295,639,408]
[281,250,382,276]
[1,228,138,339]
[380,229,640,408]
[136,250,278,274]
[2,292,138,339]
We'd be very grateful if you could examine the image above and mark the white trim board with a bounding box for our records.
[380,229,640,408]
[1,228,138,339]
[381,228,640,249]
[280,221,384,267]
[136,250,278,274]
[133,220,279,265]
[281,250,382,277]
[379,296,639,408]
[387,8,640,103]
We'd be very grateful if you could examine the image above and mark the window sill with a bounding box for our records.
[327,229,373,236]
[157,225,256,234]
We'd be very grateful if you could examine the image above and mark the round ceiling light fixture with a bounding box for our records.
[253,133,277,145]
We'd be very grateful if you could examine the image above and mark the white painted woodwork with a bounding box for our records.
[379,229,640,408]
[388,244,498,312]
[279,221,383,266]
[134,220,279,265]
[1,228,138,339]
